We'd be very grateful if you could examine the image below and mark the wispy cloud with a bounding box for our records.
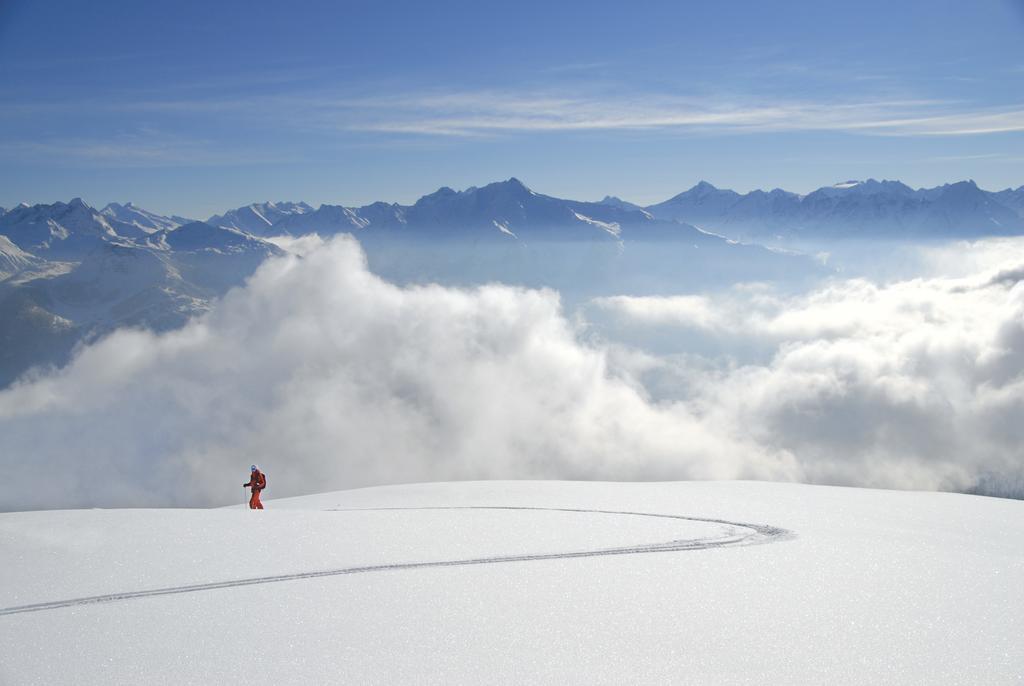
[333,91,1024,138]
[3,85,1023,168]
[845,107,1024,136]
[923,152,1024,163]
[0,129,292,168]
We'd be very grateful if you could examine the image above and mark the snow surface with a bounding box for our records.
[0,480,1021,684]
[493,219,518,238]
[0,235,38,280]
[572,211,622,238]
[100,202,186,233]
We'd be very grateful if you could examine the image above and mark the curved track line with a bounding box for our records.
[0,506,793,617]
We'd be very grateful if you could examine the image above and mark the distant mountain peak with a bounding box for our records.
[691,180,719,193]
[504,176,529,191]
[480,177,533,197]
[599,195,650,216]
[656,181,739,211]
[413,180,536,211]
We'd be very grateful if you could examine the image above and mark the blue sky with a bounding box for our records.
[1,0,1023,217]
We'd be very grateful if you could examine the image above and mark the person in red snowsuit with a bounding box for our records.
[243,465,266,509]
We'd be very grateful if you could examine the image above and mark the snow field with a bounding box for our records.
[0,480,1021,685]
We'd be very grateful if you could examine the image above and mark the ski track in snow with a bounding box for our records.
[0,506,793,617]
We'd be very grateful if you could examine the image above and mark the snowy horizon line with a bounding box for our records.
[8,175,1024,221]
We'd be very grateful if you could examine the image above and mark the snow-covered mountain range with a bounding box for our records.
[241,178,822,295]
[193,177,1024,243]
[2,176,1021,387]
[0,200,282,387]
[207,201,314,236]
[643,179,1024,242]
[0,184,817,387]
[253,179,658,241]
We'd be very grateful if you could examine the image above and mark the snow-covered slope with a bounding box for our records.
[31,243,204,329]
[270,201,411,235]
[101,202,192,233]
[143,221,285,292]
[208,201,314,236]
[0,198,135,257]
[0,235,39,281]
[0,203,286,386]
[12,222,282,329]
[0,480,1020,684]
[144,220,283,255]
[272,203,373,235]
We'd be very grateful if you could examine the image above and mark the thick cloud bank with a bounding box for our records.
[2,236,1023,510]
[592,258,1024,498]
[0,237,792,510]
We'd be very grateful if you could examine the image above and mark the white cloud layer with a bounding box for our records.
[2,236,1024,510]
[0,237,794,510]
[591,251,1024,497]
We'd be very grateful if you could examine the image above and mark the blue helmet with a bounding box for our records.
[251,465,258,472]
